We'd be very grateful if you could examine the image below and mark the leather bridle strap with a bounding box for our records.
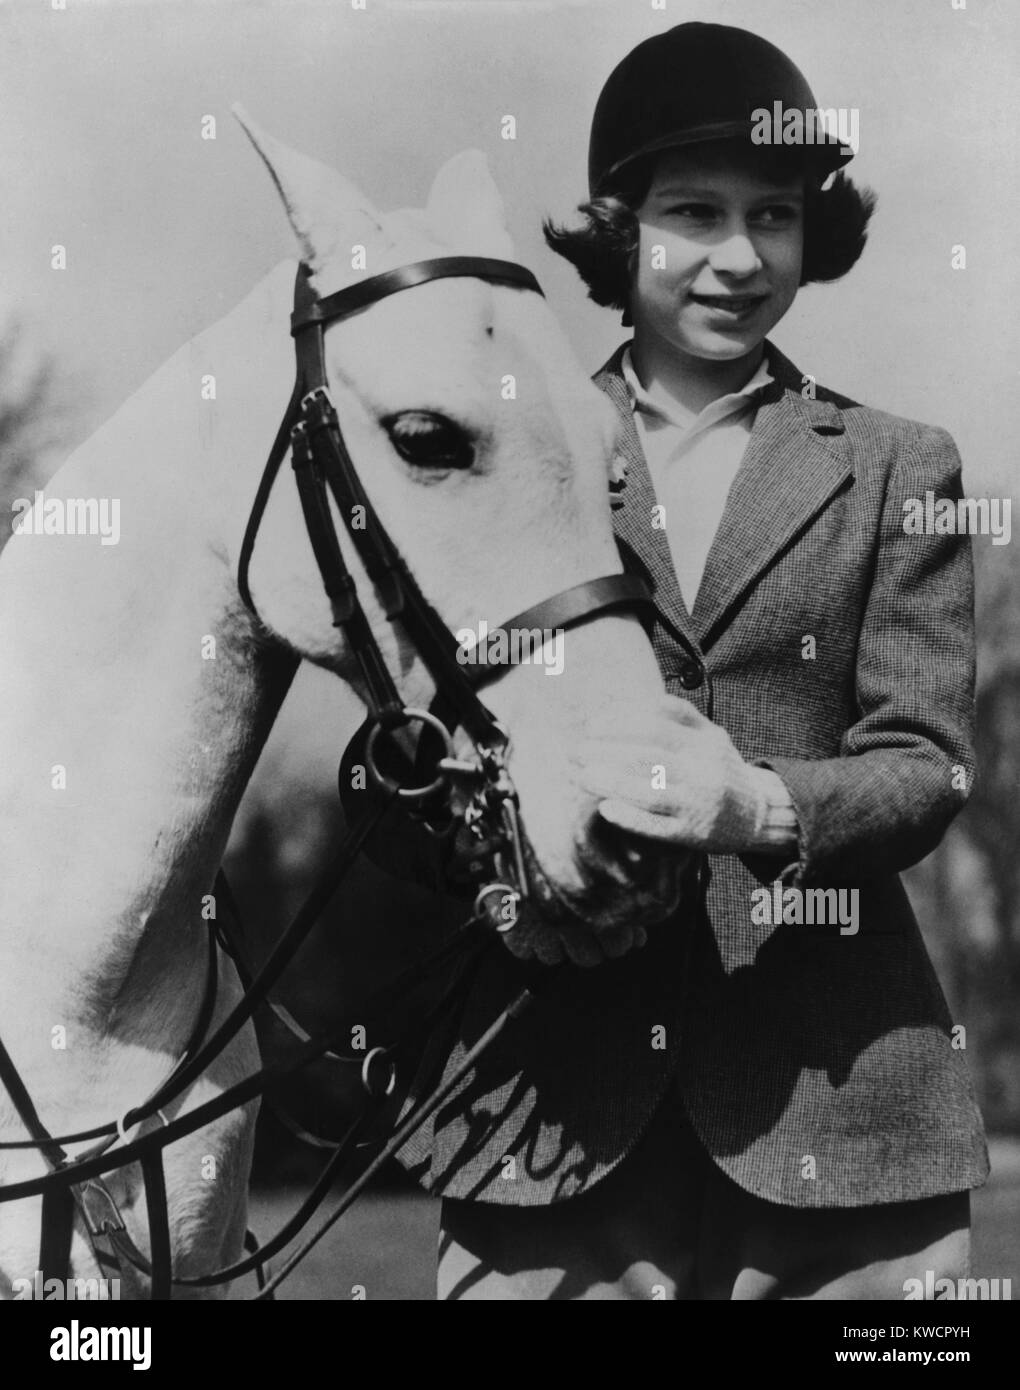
[421,571,653,771]
[289,259,534,745]
[0,1033,74,1280]
[462,573,654,690]
[296,256,543,328]
[141,1152,172,1300]
[236,376,301,618]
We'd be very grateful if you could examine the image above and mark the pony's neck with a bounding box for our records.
[0,270,300,1037]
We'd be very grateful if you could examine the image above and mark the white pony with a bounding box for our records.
[0,114,679,1298]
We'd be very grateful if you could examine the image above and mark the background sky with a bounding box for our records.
[1,0,1017,495]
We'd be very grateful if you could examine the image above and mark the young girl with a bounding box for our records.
[402,22,987,1300]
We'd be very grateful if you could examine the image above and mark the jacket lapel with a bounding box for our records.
[594,343,853,654]
[690,345,852,646]
[595,349,697,646]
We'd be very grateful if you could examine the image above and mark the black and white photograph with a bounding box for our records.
[0,0,1016,1356]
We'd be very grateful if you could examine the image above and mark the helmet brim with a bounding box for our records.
[592,120,854,197]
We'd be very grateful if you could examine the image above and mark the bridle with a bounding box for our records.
[0,254,653,1300]
[238,254,653,916]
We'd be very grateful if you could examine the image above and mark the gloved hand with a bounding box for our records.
[572,695,774,854]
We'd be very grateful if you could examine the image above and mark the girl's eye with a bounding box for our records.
[384,411,475,471]
[661,203,802,228]
[665,203,718,222]
[753,205,800,226]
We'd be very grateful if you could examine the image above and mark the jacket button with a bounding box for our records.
[676,659,704,690]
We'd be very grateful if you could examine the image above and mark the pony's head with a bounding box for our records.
[230,110,683,950]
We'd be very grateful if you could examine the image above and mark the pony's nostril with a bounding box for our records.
[621,842,654,876]
[616,839,643,868]
[595,817,664,888]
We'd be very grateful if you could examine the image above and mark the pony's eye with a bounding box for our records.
[384,411,475,471]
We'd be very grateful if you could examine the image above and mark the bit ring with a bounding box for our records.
[473,882,521,934]
[364,707,456,801]
[360,1047,397,1098]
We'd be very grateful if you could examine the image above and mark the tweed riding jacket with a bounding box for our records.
[397,341,989,1209]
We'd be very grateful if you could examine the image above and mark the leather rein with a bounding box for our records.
[0,255,652,1300]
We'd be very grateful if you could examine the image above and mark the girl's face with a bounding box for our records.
[630,145,805,365]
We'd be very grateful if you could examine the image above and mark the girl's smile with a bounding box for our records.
[629,145,805,401]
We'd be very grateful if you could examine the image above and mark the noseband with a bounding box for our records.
[237,256,653,917]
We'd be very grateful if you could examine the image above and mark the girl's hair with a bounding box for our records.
[543,153,877,320]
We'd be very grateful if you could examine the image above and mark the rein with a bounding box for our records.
[0,254,653,1299]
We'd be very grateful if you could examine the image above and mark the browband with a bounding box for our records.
[291,257,544,334]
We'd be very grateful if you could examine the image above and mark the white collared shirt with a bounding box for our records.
[621,345,773,610]
[621,346,797,850]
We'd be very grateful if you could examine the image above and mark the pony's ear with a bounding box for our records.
[232,104,387,275]
[424,150,514,257]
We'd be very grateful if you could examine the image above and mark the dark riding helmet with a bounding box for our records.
[588,22,853,198]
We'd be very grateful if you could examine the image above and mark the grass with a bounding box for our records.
[231,1137,1020,1301]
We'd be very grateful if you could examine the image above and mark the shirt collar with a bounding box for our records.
[621,343,774,434]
